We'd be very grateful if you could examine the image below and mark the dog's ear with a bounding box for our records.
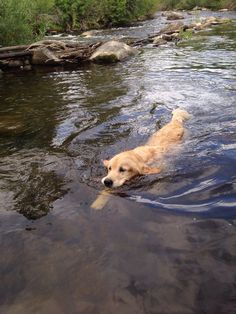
[141,166,161,175]
[102,159,109,167]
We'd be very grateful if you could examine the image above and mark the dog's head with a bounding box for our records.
[101,151,142,188]
[101,150,161,188]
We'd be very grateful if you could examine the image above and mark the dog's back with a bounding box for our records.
[101,108,191,187]
[147,108,190,148]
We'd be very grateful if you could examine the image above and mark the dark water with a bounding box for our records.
[0,11,236,314]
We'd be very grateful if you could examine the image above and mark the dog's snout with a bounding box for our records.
[104,178,113,188]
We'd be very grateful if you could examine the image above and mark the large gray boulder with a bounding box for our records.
[89,40,138,63]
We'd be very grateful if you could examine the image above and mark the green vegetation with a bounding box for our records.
[179,28,194,40]
[0,0,159,46]
[0,0,235,46]
[0,0,55,46]
[54,0,159,30]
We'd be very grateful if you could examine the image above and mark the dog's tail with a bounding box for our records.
[172,108,191,123]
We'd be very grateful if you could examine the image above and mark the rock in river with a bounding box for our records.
[0,115,24,135]
[89,40,138,63]
[164,12,184,20]
[159,21,185,35]
[153,37,167,46]
[81,30,100,37]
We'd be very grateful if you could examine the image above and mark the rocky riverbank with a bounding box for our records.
[0,14,232,71]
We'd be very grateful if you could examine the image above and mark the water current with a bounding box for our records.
[0,10,236,314]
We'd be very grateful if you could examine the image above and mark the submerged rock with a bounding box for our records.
[0,115,24,135]
[153,36,167,46]
[152,33,180,45]
[162,33,180,41]
[90,40,138,63]
[190,22,207,31]
[16,165,66,220]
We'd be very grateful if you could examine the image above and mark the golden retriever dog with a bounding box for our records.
[102,108,190,188]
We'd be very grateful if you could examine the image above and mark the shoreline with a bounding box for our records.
[0,11,234,72]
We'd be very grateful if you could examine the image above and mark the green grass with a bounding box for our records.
[55,0,159,30]
[0,0,55,46]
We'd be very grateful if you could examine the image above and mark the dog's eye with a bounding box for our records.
[108,166,111,171]
[119,167,126,172]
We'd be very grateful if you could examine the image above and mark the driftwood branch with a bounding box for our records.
[0,45,29,53]
[0,51,32,59]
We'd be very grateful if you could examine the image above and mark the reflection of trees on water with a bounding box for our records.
[0,61,145,218]
[0,70,70,153]
[53,63,130,152]
[15,163,66,220]
[0,151,73,219]
[0,65,130,218]
[0,71,73,219]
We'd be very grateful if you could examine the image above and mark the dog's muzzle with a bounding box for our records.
[103,178,113,188]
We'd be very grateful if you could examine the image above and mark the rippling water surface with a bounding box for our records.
[0,11,236,314]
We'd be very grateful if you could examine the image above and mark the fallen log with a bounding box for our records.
[27,40,68,51]
[0,45,29,52]
[0,51,32,59]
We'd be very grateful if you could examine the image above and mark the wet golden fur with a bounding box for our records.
[102,108,190,188]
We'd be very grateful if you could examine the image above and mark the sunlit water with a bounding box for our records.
[0,11,236,314]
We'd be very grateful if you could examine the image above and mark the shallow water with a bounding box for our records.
[0,11,236,314]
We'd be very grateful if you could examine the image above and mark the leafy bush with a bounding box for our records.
[55,0,159,30]
[0,0,55,46]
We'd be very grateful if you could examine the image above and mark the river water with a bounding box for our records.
[0,11,236,314]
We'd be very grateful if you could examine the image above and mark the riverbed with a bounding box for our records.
[0,11,236,314]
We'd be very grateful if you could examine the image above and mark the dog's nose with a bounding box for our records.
[104,178,113,188]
